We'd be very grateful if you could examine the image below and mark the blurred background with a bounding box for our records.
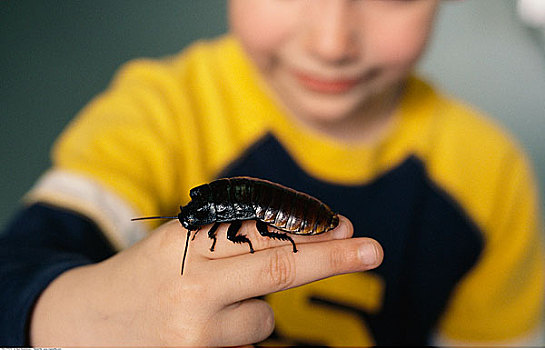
[1,0,544,227]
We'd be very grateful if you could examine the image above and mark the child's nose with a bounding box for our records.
[305,0,358,64]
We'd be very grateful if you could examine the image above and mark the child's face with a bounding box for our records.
[229,0,439,126]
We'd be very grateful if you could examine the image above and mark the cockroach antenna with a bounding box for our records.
[181,229,191,275]
[131,216,178,221]
[131,215,190,275]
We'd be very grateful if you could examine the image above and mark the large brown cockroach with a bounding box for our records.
[132,176,339,274]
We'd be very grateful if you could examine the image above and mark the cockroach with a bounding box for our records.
[132,176,339,275]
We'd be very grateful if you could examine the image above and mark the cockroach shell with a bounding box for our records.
[275,208,290,228]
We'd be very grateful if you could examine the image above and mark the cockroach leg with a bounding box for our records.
[256,220,298,253]
[227,220,254,253]
[191,228,200,241]
[207,222,221,252]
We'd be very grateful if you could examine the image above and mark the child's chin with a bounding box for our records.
[295,94,370,123]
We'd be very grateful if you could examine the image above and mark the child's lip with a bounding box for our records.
[291,70,362,94]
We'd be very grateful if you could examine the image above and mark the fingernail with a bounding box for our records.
[358,243,379,266]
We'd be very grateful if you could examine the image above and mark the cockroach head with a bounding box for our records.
[178,203,200,230]
[178,200,215,231]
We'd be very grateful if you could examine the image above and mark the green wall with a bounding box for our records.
[1,1,544,227]
[1,1,227,226]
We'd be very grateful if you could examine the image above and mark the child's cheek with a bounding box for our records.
[381,35,426,69]
[231,25,284,72]
[370,23,433,72]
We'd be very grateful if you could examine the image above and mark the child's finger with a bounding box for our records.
[210,299,275,347]
[207,236,383,305]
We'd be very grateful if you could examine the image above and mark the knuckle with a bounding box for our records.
[265,248,296,290]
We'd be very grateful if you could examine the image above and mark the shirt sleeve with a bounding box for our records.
[0,203,116,346]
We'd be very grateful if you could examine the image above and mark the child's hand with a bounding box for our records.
[29,215,383,347]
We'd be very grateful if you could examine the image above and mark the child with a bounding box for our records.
[1,0,543,346]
